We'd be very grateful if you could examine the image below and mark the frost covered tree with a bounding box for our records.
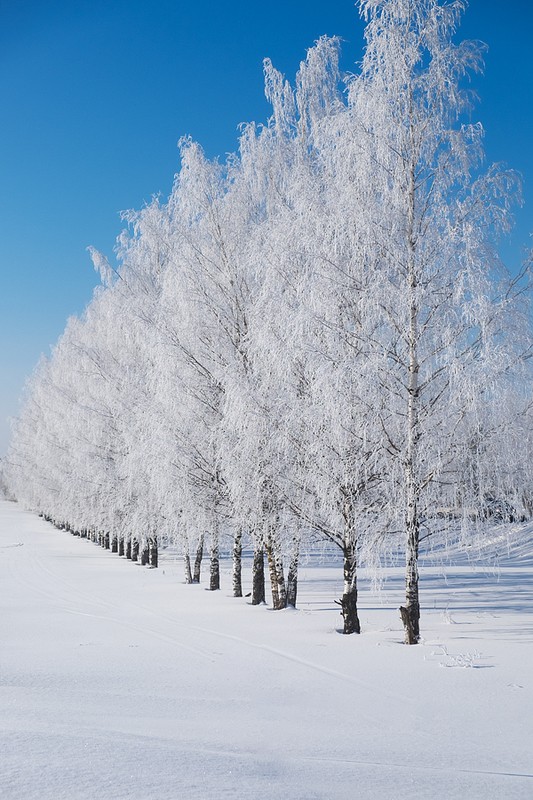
[157,140,244,592]
[347,0,532,642]
[243,37,387,631]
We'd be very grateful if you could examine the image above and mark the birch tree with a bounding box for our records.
[350,0,531,642]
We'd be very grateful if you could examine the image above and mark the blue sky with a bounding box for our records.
[1,0,532,454]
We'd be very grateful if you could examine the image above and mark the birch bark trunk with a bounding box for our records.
[209,526,220,591]
[286,533,301,608]
[182,531,193,582]
[193,533,204,583]
[131,538,139,562]
[338,539,360,634]
[400,153,421,645]
[232,527,243,597]
[149,536,158,568]
[140,539,150,566]
[265,531,286,610]
[251,542,265,605]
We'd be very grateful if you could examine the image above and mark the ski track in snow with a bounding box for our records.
[301,755,533,782]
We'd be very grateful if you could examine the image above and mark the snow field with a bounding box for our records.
[1,501,532,800]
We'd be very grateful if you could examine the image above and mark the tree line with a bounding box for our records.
[5,0,533,642]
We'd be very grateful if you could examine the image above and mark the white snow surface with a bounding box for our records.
[1,501,533,800]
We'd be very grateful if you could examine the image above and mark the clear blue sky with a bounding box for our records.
[1,0,532,454]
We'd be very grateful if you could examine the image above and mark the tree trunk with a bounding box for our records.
[140,540,150,566]
[265,537,280,609]
[232,527,243,598]
[118,536,125,556]
[265,533,287,610]
[131,539,139,562]
[184,550,193,584]
[125,538,132,559]
[104,532,110,550]
[209,528,220,591]
[111,535,118,553]
[337,540,360,635]
[400,518,420,644]
[193,534,204,583]
[251,543,265,605]
[400,160,421,645]
[149,537,158,568]
[286,534,301,608]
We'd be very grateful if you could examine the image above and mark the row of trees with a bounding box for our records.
[5,0,533,642]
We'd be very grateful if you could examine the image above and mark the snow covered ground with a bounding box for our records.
[1,500,532,800]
